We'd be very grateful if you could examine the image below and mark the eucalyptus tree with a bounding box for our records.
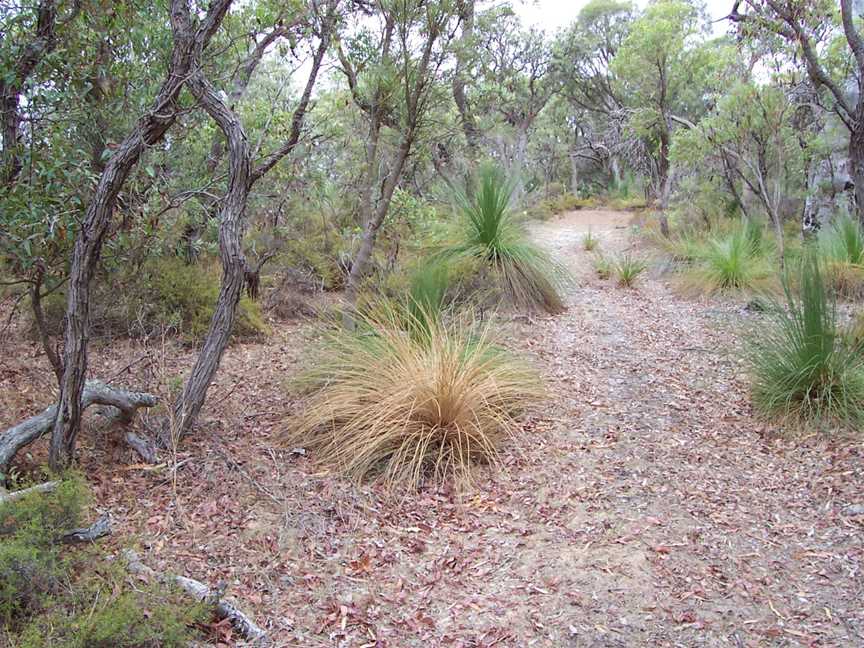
[474,6,554,201]
[672,81,804,262]
[611,0,721,209]
[730,0,864,225]
[338,0,459,311]
[554,0,634,192]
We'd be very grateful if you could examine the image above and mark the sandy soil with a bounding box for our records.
[1,208,862,647]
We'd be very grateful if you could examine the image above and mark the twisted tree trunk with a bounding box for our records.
[48,0,233,470]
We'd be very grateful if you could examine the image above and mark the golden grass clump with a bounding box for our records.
[286,307,543,489]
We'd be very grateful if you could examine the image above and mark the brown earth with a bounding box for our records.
[1,209,863,647]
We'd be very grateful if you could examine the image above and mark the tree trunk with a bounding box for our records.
[452,0,479,153]
[849,116,864,227]
[512,123,530,203]
[569,152,580,196]
[172,71,252,438]
[344,136,414,310]
[172,5,337,435]
[48,0,233,470]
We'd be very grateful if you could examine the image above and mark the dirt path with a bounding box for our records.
[4,209,862,647]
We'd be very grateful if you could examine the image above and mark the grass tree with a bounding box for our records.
[440,165,569,313]
[747,255,864,428]
[288,305,543,489]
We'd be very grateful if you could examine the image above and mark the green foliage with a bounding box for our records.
[593,254,613,280]
[143,257,269,341]
[818,215,864,298]
[747,257,864,429]
[0,476,205,647]
[682,223,774,294]
[37,257,269,343]
[439,165,569,313]
[0,478,86,626]
[581,229,600,251]
[531,193,596,219]
[613,254,647,287]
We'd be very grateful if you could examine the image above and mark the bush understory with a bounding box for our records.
[1,475,206,647]
[286,305,544,490]
[818,214,864,298]
[35,256,269,343]
[746,257,864,431]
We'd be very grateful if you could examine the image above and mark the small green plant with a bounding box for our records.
[613,254,647,288]
[683,225,773,294]
[747,256,864,429]
[818,214,864,298]
[439,164,569,314]
[286,306,544,489]
[0,476,206,647]
[581,230,599,252]
[593,254,613,280]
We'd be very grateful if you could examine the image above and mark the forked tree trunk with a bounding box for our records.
[173,4,337,436]
[48,0,234,470]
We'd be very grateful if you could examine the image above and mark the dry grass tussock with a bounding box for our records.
[285,307,544,490]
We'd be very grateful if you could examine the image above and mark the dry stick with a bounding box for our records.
[123,549,269,646]
[0,480,59,505]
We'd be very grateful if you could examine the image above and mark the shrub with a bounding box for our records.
[581,230,599,252]
[613,254,647,288]
[1,476,205,647]
[747,256,864,429]
[818,214,864,298]
[593,254,613,280]
[35,256,269,342]
[682,225,774,294]
[287,307,544,489]
[439,165,569,314]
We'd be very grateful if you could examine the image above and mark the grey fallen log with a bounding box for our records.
[0,380,158,470]
[0,480,60,506]
[123,550,270,646]
[60,513,112,544]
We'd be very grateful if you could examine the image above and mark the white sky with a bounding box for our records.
[513,0,735,34]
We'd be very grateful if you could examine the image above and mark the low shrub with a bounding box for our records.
[286,307,544,489]
[747,256,864,429]
[681,224,774,295]
[438,165,570,314]
[593,254,613,280]
[0,475,206,647]
[613,254,647,288]
[581,230,599,252]
[818,214,864,298]
[35,256,269,342]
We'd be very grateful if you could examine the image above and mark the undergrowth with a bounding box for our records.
[746,256,864,431]
[1,475,206,647]
[438,165,569,314]
[286,305,544,490]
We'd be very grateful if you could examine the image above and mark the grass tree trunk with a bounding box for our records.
[47,1,233,470]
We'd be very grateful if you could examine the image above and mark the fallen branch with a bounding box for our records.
[60,513,111,544]
[0,380,158,471]
[123,550,270,645]
[0,480,59,506]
